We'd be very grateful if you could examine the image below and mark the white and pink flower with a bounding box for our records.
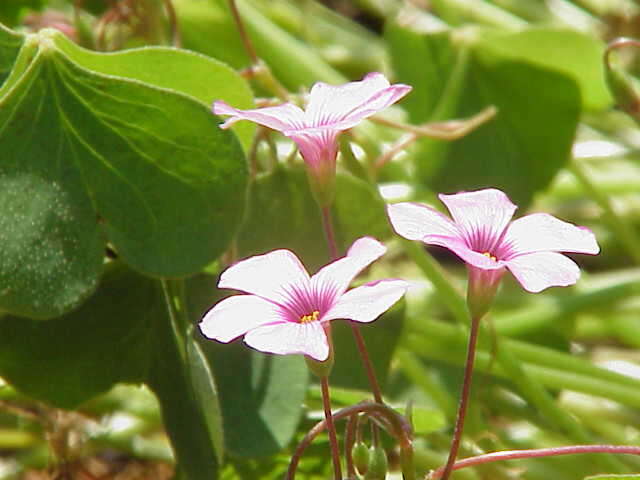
[199,237,408,361]
[213,72,411,205]
[388,188,599,297]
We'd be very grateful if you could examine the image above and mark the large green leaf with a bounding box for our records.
[386,22,581,207]
[478,28,612,111]
[0,29,247,319]
[205,342,308,458]
[187,272,309,459]
[51,33,255,151]
[0,263,152,408]
[237,166,391,271]
[0,264,225,479]
[0,22,23,85]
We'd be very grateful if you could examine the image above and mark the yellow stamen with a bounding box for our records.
[482,252,497,262]
[299,310,320,324]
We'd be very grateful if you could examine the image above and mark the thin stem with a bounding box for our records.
[344,414,359,478]
[228,0,258,64]
[321,377,342,480]
[440,314,482,480]
[320,206,339,260]
[320,206,384,404]
[370,106,497,140]
[163,0,181,47]
[287,402,413,480]
[429,445,640,479]
[350,324,383,404]
[160,279,187,362]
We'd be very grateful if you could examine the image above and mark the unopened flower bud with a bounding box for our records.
[352,441,370,476]
[364,446,388,480]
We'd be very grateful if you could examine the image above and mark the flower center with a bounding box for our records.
[482,252,497,262]
[299,310,320,324]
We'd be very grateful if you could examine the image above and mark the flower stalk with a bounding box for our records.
[438,314,483,480]
[321,376,343,480]
[428,445,640,479]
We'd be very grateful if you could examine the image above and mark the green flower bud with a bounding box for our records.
[352,441,370,476]
[363,446,388,480]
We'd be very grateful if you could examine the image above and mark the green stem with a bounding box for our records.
[160,279,187,362]
[568,159,640,264]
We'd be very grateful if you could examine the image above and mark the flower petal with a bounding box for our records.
[286,129,339,170]
[243,321,329,361]
[439,189,517,253]
[212,100,306,132]
[506,251,581,293]
[310,237,386,301]
[199,295,286,343]
[503,213,600,257]
[387,202,459,241]
[305,72,411,131]
[218,249,310,305]
[425,234,506,270]
[323,279,408,323]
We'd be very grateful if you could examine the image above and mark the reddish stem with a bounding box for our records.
[440,314,482,480]
[287,402,412,480]
[228,0,258,64]
[321,207,339,260]
[320,206,384,404]
[321,377,342,480]
[430,445,640,479]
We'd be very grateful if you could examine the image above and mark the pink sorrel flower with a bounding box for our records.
[388,189,599,316]
[199,237,408,362]
[213,72,411,206]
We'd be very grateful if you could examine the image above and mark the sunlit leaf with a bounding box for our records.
[0,29,247,318]
[386,22,581,207]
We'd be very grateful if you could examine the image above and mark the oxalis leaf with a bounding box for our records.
[0,263,225,479]
[0,28,248,319]
[386,22,581,207]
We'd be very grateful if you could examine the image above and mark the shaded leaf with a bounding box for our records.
[386,22,581,207]
[52,33,255,151]
[478,27,612,111]
[0,23,23,85]
[0,29,247,318]
[237,166,391,271]
[204,341,309,458]
[0,263,152,409]
[187,273,309,459]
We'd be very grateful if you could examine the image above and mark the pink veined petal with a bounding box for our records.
[502,213,600,257]
[439,189,517,253]
[330,84,412,131]
[322,279,409,323]
[505,251,581,293]
[424,234,507,271]
[286,129,339,169]
[243,321,329,361]
[387,202,460,242]
[310,237,387,301]
[218,249,311,305]
[305,72,411,130]
[212,100,306,132]
[199,295,286,343]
